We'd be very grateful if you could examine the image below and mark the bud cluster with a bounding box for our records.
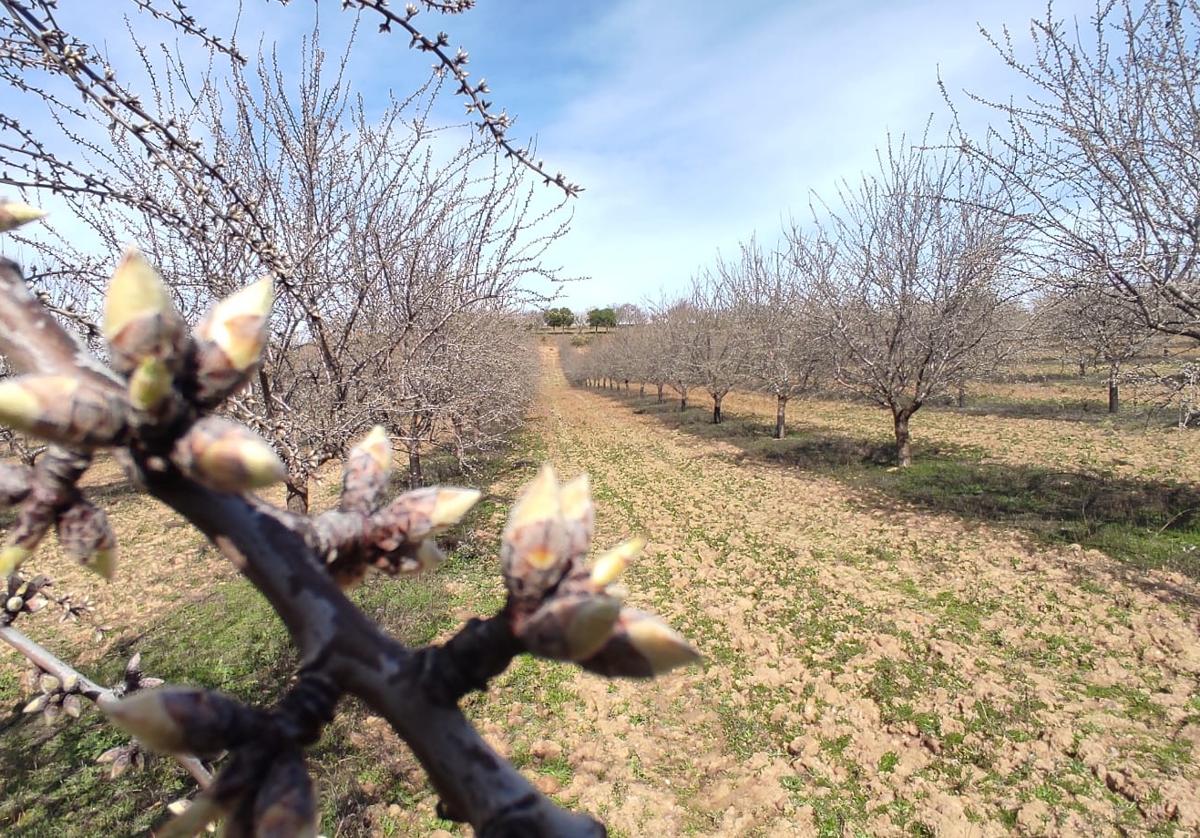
[119,651,166,696]
[0,244,284,578]
[500,465,699,678]
[96,742,149,780]
[1,573,50,625]
[21,665,83,726]
[103,673,329,836]
[319,425,481,589]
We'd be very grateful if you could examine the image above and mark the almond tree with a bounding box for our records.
[0,204,697,836]
[689,272,748,424]
[721,235,827,438]
[1040,285,1155,413]
[803,138,1020,466]
[960,0,1200,343]
[657,298,701,412]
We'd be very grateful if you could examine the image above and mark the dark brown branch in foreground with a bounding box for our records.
[143,467,602,835]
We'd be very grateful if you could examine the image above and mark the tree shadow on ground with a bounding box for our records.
[926,395,1180,429]
[592,388,1200,597]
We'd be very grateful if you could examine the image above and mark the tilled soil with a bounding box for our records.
[486,348,1200,837]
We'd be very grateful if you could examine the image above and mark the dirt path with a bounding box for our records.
[507,346,1200,837]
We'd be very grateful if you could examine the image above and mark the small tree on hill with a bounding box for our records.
[586,307,617,330]
[544,307,575,329]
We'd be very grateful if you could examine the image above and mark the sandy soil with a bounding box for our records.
[485,347,1200,837]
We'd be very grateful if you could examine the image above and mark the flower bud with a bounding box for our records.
[42,700,62,725]
[579,608,700,678]
[63,693,83,718]
[500,465,571,600]
[590,537,645,588]
[365,485,478,575]
[0,375,129,447]
[340,425,392,514]
[103,687,250,756]
[192,278,273,406]
[429,487,482,531]
[0,201,46,232]
[559,473,594,560]
[103,249,186,374]
[173,416,286,493]
[519,592,622,662]
[128,357,173,412]
[56,499,118,580]
[38,673,60,693]
[5,595,22,612]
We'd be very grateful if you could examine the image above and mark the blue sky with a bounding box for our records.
[6,0,1095,309]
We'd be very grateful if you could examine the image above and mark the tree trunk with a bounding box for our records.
[656,383,664,403]
[409,445,423,488]
[624,379,629,391]
[639,382,645,397]
[680,393,687,411]
[1078,360,1087,377]
[1108,369,1119,414]
[286,479,309,514]
[956,382,966,408]
[712,394,723,424]
[774,394,788,439]
[893,411,913,468]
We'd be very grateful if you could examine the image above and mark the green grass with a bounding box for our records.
[616,391,1200,579]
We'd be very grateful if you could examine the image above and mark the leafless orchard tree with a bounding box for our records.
[1038,284,1156,412]
[958,0,1200,344]
[721,235,826,438]
[656,298,702,412]
[686,271,748,424]
[7,24,566,511]
[802,136,1021,467]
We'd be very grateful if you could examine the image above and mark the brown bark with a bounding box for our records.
[712,394,723,424]
[893,410,913,467]
[774,395,788,439]
[1108,372,1120,414]
[286,480,309,514]
[409,445,423,488]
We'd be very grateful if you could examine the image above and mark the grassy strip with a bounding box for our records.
[622,394,1200,579]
